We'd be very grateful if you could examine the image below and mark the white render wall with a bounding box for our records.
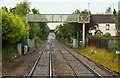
[89,30,96,35]
[90,23,117,36]
[98,23,116,36]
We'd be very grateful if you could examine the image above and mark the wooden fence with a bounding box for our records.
[87,37,120,50]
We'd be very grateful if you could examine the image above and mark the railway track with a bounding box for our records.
[59,50,101,78]
[27,40,117,78]
[54,41,116,78]
[27,40,53,78]
[27,50,44,78]
[57,42,102,78]
[49,41,53,78]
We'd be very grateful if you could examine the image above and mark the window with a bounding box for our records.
[106,24,110,30]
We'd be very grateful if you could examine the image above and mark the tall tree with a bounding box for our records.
[10,2,30,16]
[2,9,29,46]
[29,7,50,40]
[81,9,90,14]
[2,7,8,12]
[55,9,90,44]
[105,7,112,14]
[72,9,80,14]
[31,8,40,14]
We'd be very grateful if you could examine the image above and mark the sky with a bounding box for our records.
[1,0,120,29]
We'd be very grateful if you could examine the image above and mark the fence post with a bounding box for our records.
[116,51,120,72]
[17,43,22,55]
[73,39,78,48]
[24,45,28,54]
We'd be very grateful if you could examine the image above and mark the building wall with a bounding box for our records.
[90,23,117,36]
[98,23,116,36]
[89,30,95,35]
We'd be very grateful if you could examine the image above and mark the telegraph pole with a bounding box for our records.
[88,3,90,13]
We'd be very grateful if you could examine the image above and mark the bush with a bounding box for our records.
[2,9,29,46]
[114,40,120,51]
[94,33,111,38]
[103,33,111,38]
[2,45,20,66]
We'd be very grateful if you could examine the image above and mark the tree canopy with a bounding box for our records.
[2,1,50,47]
[54,9,90,42]
[10,2,30,16]
[31,8,40,14]
[54,23,76,40]
[105,7,112,14]
[2,9,29,46]
[29,8,50,40]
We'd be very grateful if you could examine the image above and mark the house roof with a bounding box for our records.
[91,14,116,23]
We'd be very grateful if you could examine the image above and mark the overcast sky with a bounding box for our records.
[1,0,120,29]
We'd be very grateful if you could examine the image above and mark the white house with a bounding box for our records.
[89,14,117,36]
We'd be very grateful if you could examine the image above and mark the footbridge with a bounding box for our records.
[26,14,90,23]
[26,14,90,46]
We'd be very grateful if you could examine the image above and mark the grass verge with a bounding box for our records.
[76,46,120,73]
[61,41,120,73]
[2,46,20,67]
[3,39,44,67]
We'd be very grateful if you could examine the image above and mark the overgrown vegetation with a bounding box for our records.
[29,22,50,46]
[2,9,29,47]
[62,37,120,73]
[29,8,50,45]
[77,46,119,73]
[2,46,20,65]
[54,7,120,74]
[54,23,76,41]
[91,33,120,51]
[54,9,90,43]
[114,40,120,51]
[2,2,50,66]
[94,33,112,38]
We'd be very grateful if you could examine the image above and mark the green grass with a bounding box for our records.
[78,46,120,73]
[59,41,120,73]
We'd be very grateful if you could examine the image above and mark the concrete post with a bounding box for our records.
[116,51,120,72]
[17,43,22,55]
[24,45,28,54]
[77,31,79,47]
[73,39,77,48]
[27,39,30,47]
[82,23,85,47]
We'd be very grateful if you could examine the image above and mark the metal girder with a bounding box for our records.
[26,14,90,23]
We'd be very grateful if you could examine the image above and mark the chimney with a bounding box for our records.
[113,9,117,16]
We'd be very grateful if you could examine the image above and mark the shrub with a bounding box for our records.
[2,9,29,46]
